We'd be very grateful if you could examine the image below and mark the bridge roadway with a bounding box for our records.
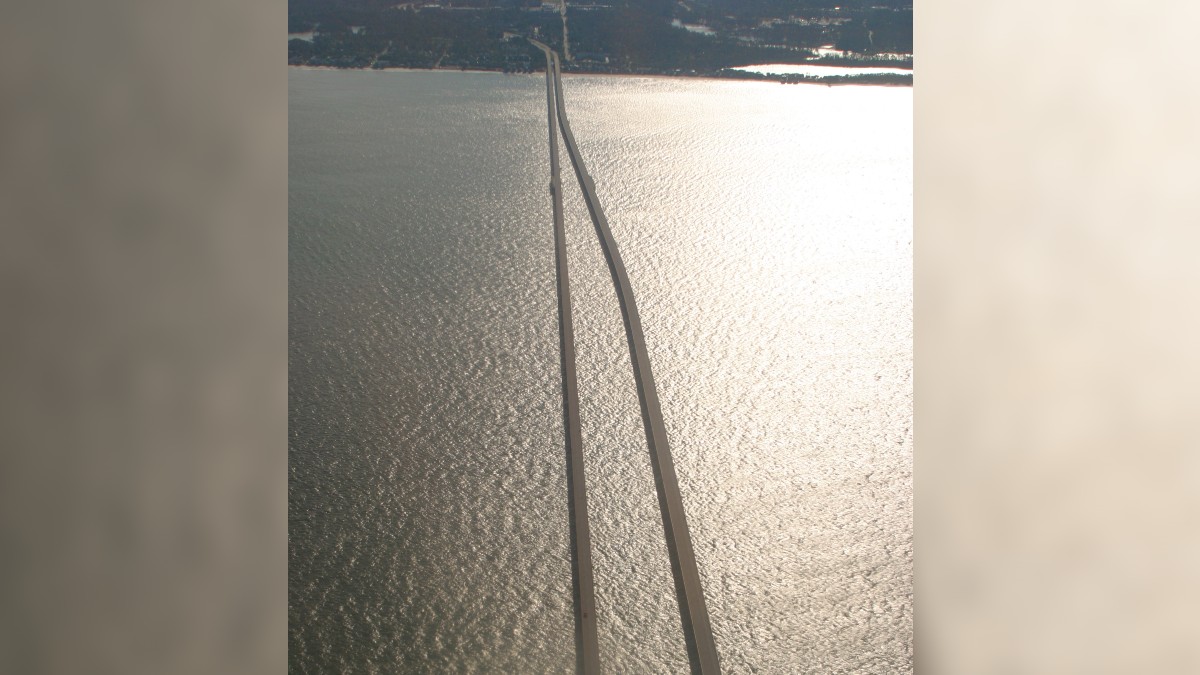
[531,39,722,675]
[540,45,602,675]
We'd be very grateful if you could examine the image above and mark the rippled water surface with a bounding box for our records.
[289,68,912,673]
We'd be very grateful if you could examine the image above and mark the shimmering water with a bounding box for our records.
[289,67,912,673]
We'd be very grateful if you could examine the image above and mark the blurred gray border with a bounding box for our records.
[918,0,1200,672]
[0,0,285,672]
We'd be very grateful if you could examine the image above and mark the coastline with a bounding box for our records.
[287,63,913,88]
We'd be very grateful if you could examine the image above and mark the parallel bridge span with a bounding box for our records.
[532,39,722,675]
[538,42,602,675]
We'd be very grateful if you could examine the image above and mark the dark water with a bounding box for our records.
[289,68,912,673]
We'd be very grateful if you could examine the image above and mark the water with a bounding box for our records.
[289,67,912,673]
[671,19,716,36]
[731,63,913,76]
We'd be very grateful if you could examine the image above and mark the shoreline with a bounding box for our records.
[287,63,913,88]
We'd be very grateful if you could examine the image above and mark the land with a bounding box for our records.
[288,0,912,86]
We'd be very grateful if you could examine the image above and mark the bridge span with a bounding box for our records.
[533,39,722,675]
[538,42,601,675]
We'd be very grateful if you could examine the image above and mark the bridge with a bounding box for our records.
[532,39,722,675]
